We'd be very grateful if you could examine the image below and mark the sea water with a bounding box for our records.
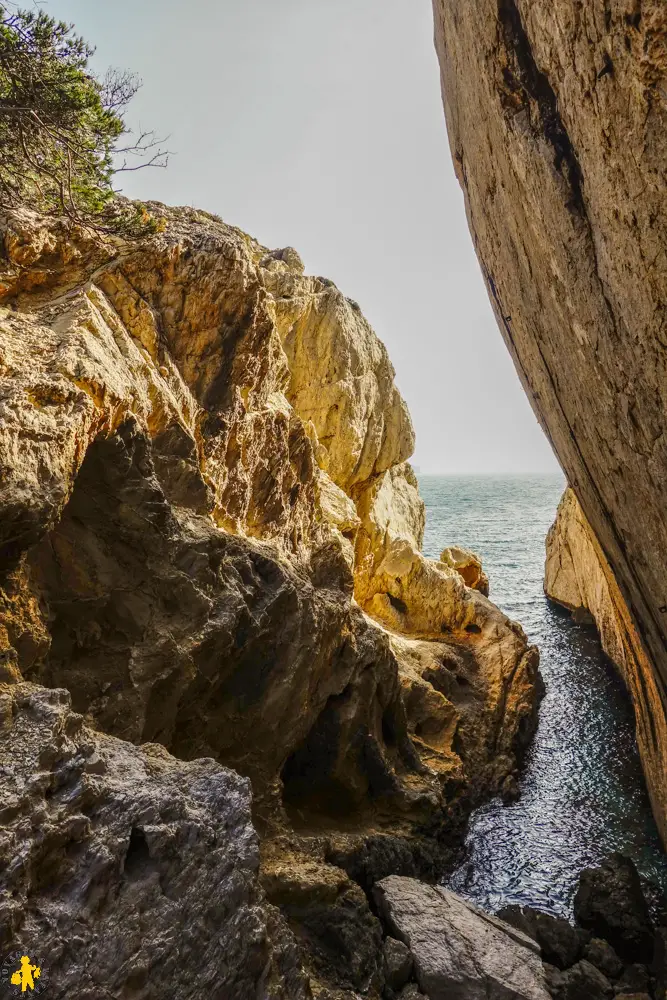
[418,473,667,918]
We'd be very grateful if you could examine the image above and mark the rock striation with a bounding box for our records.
[544,489,667,838]
[0,204,541,996]
[431,0,667,844]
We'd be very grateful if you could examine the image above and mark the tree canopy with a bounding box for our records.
[0,4,167,235]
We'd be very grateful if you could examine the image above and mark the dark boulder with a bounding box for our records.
[383,937,414,991]
[574,855,654,964]
[545,959,613,1000]
[498,905,582,969]
[585,938,623,980]
[397,987,429,1000]
[654,926,667,1000]
[614,963,651,996]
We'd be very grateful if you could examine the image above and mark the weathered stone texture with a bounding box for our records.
[0,205,539,833]
[375,875,551,1000]
[0,204,542,995]
[432,0,667,840]
[0,682,308,1000]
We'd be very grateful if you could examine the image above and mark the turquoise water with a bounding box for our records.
[419,474,667,918]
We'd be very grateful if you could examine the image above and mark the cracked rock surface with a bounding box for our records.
[0,682,308,1000]
[375,875,550,1000]
[0,204,542,996]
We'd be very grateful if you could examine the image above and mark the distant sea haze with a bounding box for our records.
[419,474,667,916]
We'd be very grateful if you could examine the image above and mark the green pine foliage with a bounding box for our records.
[0,4,167,235]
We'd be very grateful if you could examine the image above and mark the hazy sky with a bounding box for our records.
[50,0,559,474]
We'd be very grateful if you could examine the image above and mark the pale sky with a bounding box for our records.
[49,0,559,475]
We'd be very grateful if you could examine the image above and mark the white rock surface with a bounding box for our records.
[375,875,551,1000]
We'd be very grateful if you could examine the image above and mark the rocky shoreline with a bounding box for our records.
[0,205,541,997]
[374,854,666,1000]
[0,0,665,994]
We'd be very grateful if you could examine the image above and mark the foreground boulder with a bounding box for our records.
[584,939,623,981]
[375,875,551,1000]
[383,937,414,992]
[440,546,489,597]
[0,681,308,1000]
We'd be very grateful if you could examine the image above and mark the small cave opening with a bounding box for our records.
[281,693,359,821]
[281,749,360,822]
[387,593,408,614]
[381,705,399,748]
[123,827,152,880]
[281,687,403,823]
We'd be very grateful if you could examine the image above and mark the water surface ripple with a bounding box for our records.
[419,474,667,918]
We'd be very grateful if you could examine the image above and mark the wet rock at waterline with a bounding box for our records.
[584,939,624,981]
[497,905,585,970]
[369,863,665,1000]
[573,855,655,964]
[497,857,664,1000]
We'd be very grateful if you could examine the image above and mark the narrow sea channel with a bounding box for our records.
[419,473,667,917]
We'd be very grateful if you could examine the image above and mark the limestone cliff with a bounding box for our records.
[0,204,539,997]
[544,489,667,835]
[432,0,667,843]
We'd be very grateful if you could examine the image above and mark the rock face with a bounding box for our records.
[0,681,308,1000]
[0,205,541,996]
[544,489,667,837]
[431,0,667,843]
[375,875,551,1000]
[544,959,613,1000]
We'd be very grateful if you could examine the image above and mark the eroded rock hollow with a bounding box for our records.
[0,206,540,997]
[432,0,667,842]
